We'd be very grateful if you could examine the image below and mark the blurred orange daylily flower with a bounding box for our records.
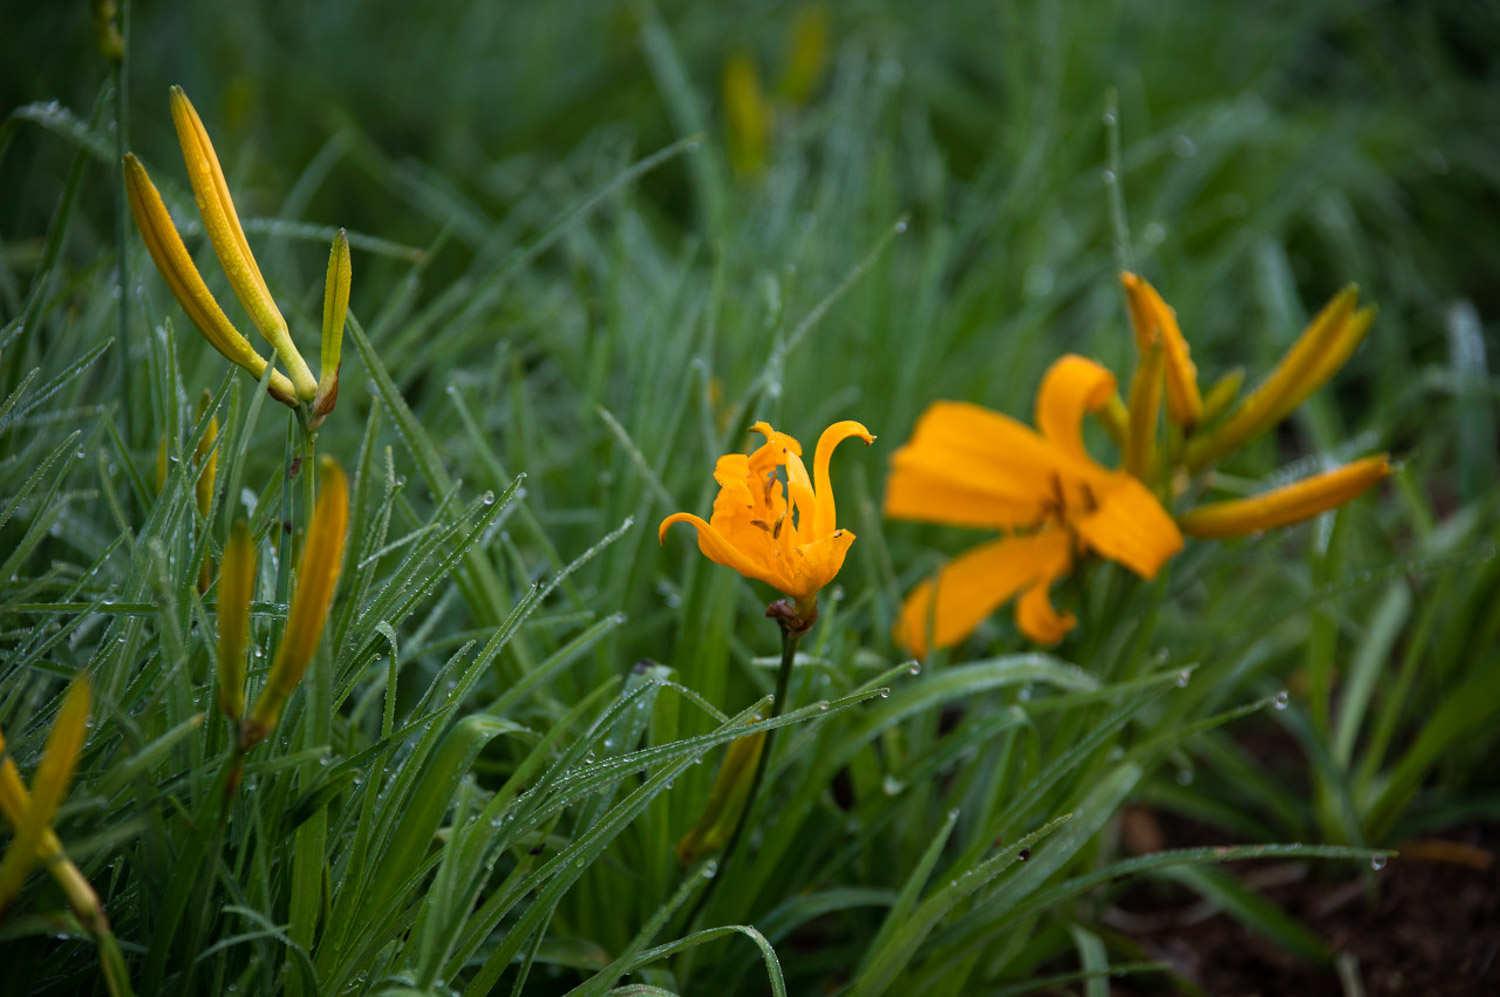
[886,356,1182,653]
[660,420,875,611]
[887,273,1391,656]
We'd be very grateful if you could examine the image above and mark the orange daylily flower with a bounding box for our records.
[659,420,875,611]
[886,356,1183,654]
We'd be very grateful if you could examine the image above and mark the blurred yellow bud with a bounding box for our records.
[1121,273,1202,428]
[1200,367,1245,425]
[0,677,90,909]
[1185,287,1373,470]
[243,457,349,748]
[780,4,829,105]
[193,391,219,520]
[675,730,766,866]
[1179,455,1391,538]
[724,53,772,179]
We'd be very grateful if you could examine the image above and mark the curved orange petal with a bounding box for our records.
[748,420,803,474]
[811,420,875,538]
[885,401,1070,529]
[894,529,1073,657]
[659,512,780,590]
[1034,355,1116,462]
[784,449,817,544]
[1073,471,1183,579]
[1014,538,1076,644]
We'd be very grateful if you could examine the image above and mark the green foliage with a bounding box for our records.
[2,1,1496,994]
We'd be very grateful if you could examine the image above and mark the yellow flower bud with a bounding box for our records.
[169,87,318,401]
[0,677,90,908]
[1179,455,1391,538]
[676,731,766,866]
[243,457,349,748]
[122,153,298,406]
[313,229,351,424]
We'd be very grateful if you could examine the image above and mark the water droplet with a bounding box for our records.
[894,218,909,234]
[1370,855,1388,871]
[882,774,905,796]
[1175,669,1191,688]
[877,687,891,699]
[1272,690,1290,711]
[906,662,921,676]
[1101,168,1117,185]
[1017,848,1031,862]
[702,859,718,878]
[1017,685,1033,702]
[481,491,495,505]
[1102,108,1117,126]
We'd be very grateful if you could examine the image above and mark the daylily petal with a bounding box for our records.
[784,449,817,545]
[812,420,875,538]
[1034,355,1116,462]
[793,527,856,600]
[1178,455,1390,538]
[894,529,1072,656]
[1073,471,1183,579]
[659,512,782,591]
[1121,273,1203,427]
[1015,550,1077,645]
[886,401,1080,529]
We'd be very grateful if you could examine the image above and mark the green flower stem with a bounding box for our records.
[684,616,802,931]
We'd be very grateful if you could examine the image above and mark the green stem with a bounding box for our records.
[113,0,133,451]
[683,621,801,931]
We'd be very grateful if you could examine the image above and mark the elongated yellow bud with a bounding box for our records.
[313,229,351,423]
[0,683,110,935]
[724,53,772,178]
[0,678,90,909]
[243,457,349,748]
[779,4,829,105]
[1122,272,1202,428]
[122,153,298,406]
[1179,455,1391,538]
[675,730,766,866]
[193,391,219,520]
[218,521,256,722]
[1185,288,1369,470]
[1125,340,1164,479]
[1200,366,1245,425]
[169,86,318,401]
